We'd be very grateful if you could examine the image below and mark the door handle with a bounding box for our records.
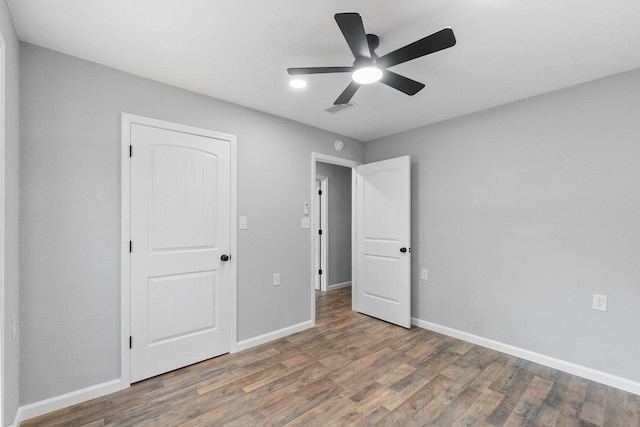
[220,254,231,262]
[400,247,409,253]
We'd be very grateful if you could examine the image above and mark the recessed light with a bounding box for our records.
[290,79,307,89]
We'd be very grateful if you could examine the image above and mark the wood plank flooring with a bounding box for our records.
[23,287,640,426]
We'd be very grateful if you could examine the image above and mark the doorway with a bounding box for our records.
[315,164,353,293]
[310,152,412,328]
[310,153,360,324]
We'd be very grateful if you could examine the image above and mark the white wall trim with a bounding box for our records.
[412,317,640,396]
[14,379,121,426]
[119,113,132,389]
[236,320,313,352]
[11,407,20,427]
[120,113,238,383]
[350,167,357,313]
[328,281,352,291]
[0,31,5,427]
[229,129,238,354]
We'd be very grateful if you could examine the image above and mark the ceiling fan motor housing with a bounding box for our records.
[366,33,380,56]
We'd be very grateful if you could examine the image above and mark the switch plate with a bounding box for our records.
[592,294,607,311]
[301,217,310,229]
[421,269,428,281]
[273,273,281,286]
[239,216,247,230]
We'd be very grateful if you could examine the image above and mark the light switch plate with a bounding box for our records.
[239,216,247,230]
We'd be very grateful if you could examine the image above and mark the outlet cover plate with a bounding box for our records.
[592,294,607,311]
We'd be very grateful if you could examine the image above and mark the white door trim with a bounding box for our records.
[120,113,237,388]
[0,30,5,425]
[310,153,360,325]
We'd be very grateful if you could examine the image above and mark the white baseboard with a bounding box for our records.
[11,407,22,427]
[235,320,313,353]
[14,319,637,426]
[14,320,313,424]
[328,281,352,291]
[14,379,121,425]
[412,318,640,396]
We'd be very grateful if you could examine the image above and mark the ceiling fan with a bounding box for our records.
[287,13,456,105]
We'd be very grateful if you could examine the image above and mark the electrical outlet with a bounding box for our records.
[592,294,607,311]
[421,269,428,281]
[273,273,281,286]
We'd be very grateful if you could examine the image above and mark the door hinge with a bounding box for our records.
[318,190,322,195]
[319,269,323,275]
[129,336,132,349]
[318,229,323,235]
[129,241,132,253]
[129,145,132,157]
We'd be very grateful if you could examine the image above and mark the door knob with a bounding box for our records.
[220,254,230,262]
[400,247,408,253]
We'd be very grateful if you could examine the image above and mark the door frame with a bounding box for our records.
[120,113,238,388]
[315,175,328,292]
[0,30,5,425]
[310,153,360,325]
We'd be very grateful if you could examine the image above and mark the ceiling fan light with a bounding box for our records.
[352,66,382,84]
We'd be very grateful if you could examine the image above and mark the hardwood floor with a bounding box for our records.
[23,287,640,426]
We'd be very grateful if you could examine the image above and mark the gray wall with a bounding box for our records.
[365,68,640,383]
[10,19,640,416]
[19,42,363,405]
[0,1,20,425]
[316,162,352,287]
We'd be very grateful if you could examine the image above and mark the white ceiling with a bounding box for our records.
[8,0,640,141]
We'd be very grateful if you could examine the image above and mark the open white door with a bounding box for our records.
[356,156,411,328]
[129,123,231,382]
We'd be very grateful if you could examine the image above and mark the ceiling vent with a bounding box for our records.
[324,103,357,114]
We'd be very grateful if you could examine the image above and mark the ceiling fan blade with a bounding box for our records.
[334,81,360,105]
[288,66,353,75]
[378,28,456,68]
[335,13,371,59]
[380,71,425,96]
